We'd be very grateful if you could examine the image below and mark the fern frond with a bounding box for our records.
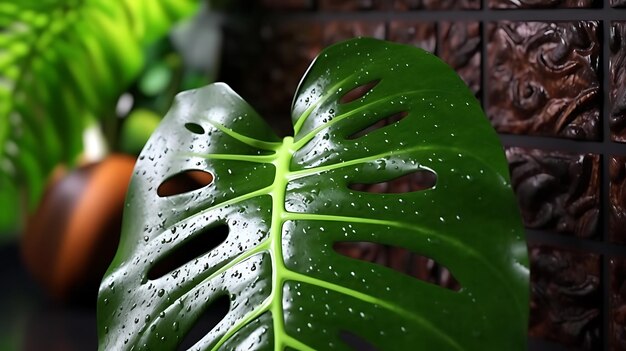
[0,0,198,231]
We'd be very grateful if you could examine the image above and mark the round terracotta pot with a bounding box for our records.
[21,154,136,303]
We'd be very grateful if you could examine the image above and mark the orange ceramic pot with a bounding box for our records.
[21,154,136,302]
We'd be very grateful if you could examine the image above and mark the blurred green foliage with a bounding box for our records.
[0,0,200,235]
[119,109,162,155]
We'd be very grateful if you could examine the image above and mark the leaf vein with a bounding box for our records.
[207,120,281,151]
[293,89,450,150]
[283,270,464,351]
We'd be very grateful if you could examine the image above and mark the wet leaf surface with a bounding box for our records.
[98,38,528,350]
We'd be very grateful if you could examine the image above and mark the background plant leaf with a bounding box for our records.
[0,0,198,233]
[99,38,528,350]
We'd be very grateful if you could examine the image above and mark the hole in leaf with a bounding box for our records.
[185,122,205,134]
[147,224,229,280]
[176,294,230,350]
[339,80,380,104]
[333,242,460,291]
[340,331,380,351]
[349,169,437,193]
[347,111,408,140]
[157,170,213,197]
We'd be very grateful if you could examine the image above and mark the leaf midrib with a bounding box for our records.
[165,116,523,349]
[268,136,293,350]
[195,136,464,351]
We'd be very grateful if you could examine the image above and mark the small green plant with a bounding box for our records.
[98,38,528,350]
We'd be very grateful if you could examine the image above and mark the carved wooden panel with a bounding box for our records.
[387,21,436,53]
[611,257,626,351]
[611,0,626,7]
[438,22,481,97]
[487,21,601,140]
[529,246,602,350]
[393,0,480,10]
[610,22,626,142]
[506,148,600,239]
[489,0,596,8]
[322,21,386,46]
[319,0,388,11]
[610,156,626,244]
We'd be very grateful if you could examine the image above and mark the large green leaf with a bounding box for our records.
[99,38,528,350]
[0,0,198,232]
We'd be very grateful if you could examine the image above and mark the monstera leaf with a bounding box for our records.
[98,38,528,350]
